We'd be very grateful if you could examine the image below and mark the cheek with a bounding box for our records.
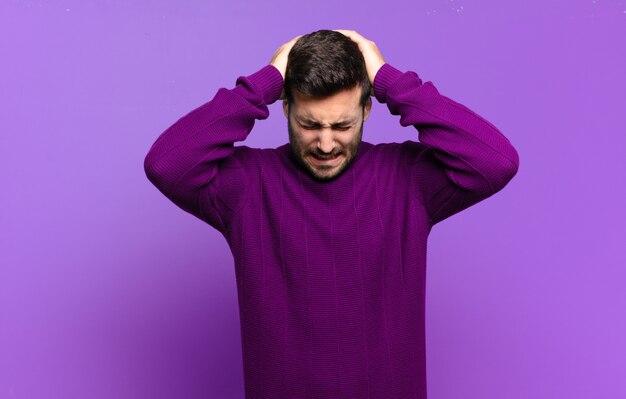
[296,132,316,148]
[340,133,359,147]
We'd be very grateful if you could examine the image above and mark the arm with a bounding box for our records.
[335,29,519,226]
[143,65,283,232]
[374,63,520,225]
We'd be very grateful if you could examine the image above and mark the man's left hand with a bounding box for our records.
[333,29,386,95]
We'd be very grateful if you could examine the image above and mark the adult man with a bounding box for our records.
[144,29,519,399]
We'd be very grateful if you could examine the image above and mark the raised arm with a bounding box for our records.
[336,29,520,226]
[142,35,301,231]
[374,64,519,225]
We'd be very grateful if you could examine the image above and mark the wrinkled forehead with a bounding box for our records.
[289,87,363,122]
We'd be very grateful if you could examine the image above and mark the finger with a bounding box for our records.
[283,35,302,52]
[333,29,354,39]
[333,29,353,38]
[333,29,365,42]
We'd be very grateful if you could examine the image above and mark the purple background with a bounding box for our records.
[1,1,625,398]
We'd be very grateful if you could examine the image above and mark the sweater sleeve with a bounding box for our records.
[143,64,284,232]
[373,63,520,226]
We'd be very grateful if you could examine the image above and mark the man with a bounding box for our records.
[144,29,519,399]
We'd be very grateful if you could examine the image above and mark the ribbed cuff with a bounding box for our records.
[373,63,405,104]
[240,64,285,105]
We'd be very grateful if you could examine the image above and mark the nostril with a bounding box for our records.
[317,143,338,154]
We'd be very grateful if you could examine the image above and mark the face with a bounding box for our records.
[283,86,372,181]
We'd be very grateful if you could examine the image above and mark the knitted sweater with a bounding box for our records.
[144,62,519,399]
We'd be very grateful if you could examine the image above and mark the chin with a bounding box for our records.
[311,172,339,181]
[307,160,349,181]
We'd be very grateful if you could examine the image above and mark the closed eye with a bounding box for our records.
[302,125,351,131]
[299,123,352,131]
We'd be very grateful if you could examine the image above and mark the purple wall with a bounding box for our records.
[2,1,625,398]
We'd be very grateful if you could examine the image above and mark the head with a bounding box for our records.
[282,29,372,181]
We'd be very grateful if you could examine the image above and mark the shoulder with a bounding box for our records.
[367,141,445,190]
[367,140,432,164]
[231,144,284,164]
[227,144,288,181]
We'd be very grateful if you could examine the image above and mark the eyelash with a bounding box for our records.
[302,126,351,131]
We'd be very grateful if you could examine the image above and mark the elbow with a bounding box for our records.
[502,158,519,188]
[143,149,165,189]
[505,144,520,181]
[492,146,520,193]
[144,151,154,175]
[143,151,156,182]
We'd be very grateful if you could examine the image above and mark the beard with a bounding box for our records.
[287,117,364,182]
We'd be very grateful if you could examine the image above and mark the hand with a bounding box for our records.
[269,34,303,100]
[333,29,386,95]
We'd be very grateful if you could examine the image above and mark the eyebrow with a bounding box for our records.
[296,117,357,126]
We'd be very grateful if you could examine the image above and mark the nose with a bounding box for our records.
[316,129,336,154]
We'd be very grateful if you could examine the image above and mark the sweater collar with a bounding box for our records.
[277,140,374,182]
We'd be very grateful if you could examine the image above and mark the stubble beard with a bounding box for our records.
[288,119,364,182]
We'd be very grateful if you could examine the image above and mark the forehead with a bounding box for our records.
[291,86,362,122]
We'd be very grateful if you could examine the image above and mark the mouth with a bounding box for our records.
[309,153,343,166]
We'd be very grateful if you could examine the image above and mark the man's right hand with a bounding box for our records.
[269,34,303,100]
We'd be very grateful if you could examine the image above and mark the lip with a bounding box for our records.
[309,154,342,166]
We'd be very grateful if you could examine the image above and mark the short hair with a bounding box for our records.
[284,29,371,108]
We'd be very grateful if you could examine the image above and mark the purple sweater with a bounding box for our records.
[144,63,519,398]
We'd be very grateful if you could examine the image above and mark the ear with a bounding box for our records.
[363,97,372,121]
[282,100,289,119]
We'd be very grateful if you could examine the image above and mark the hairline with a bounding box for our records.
[286,83,370,109]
